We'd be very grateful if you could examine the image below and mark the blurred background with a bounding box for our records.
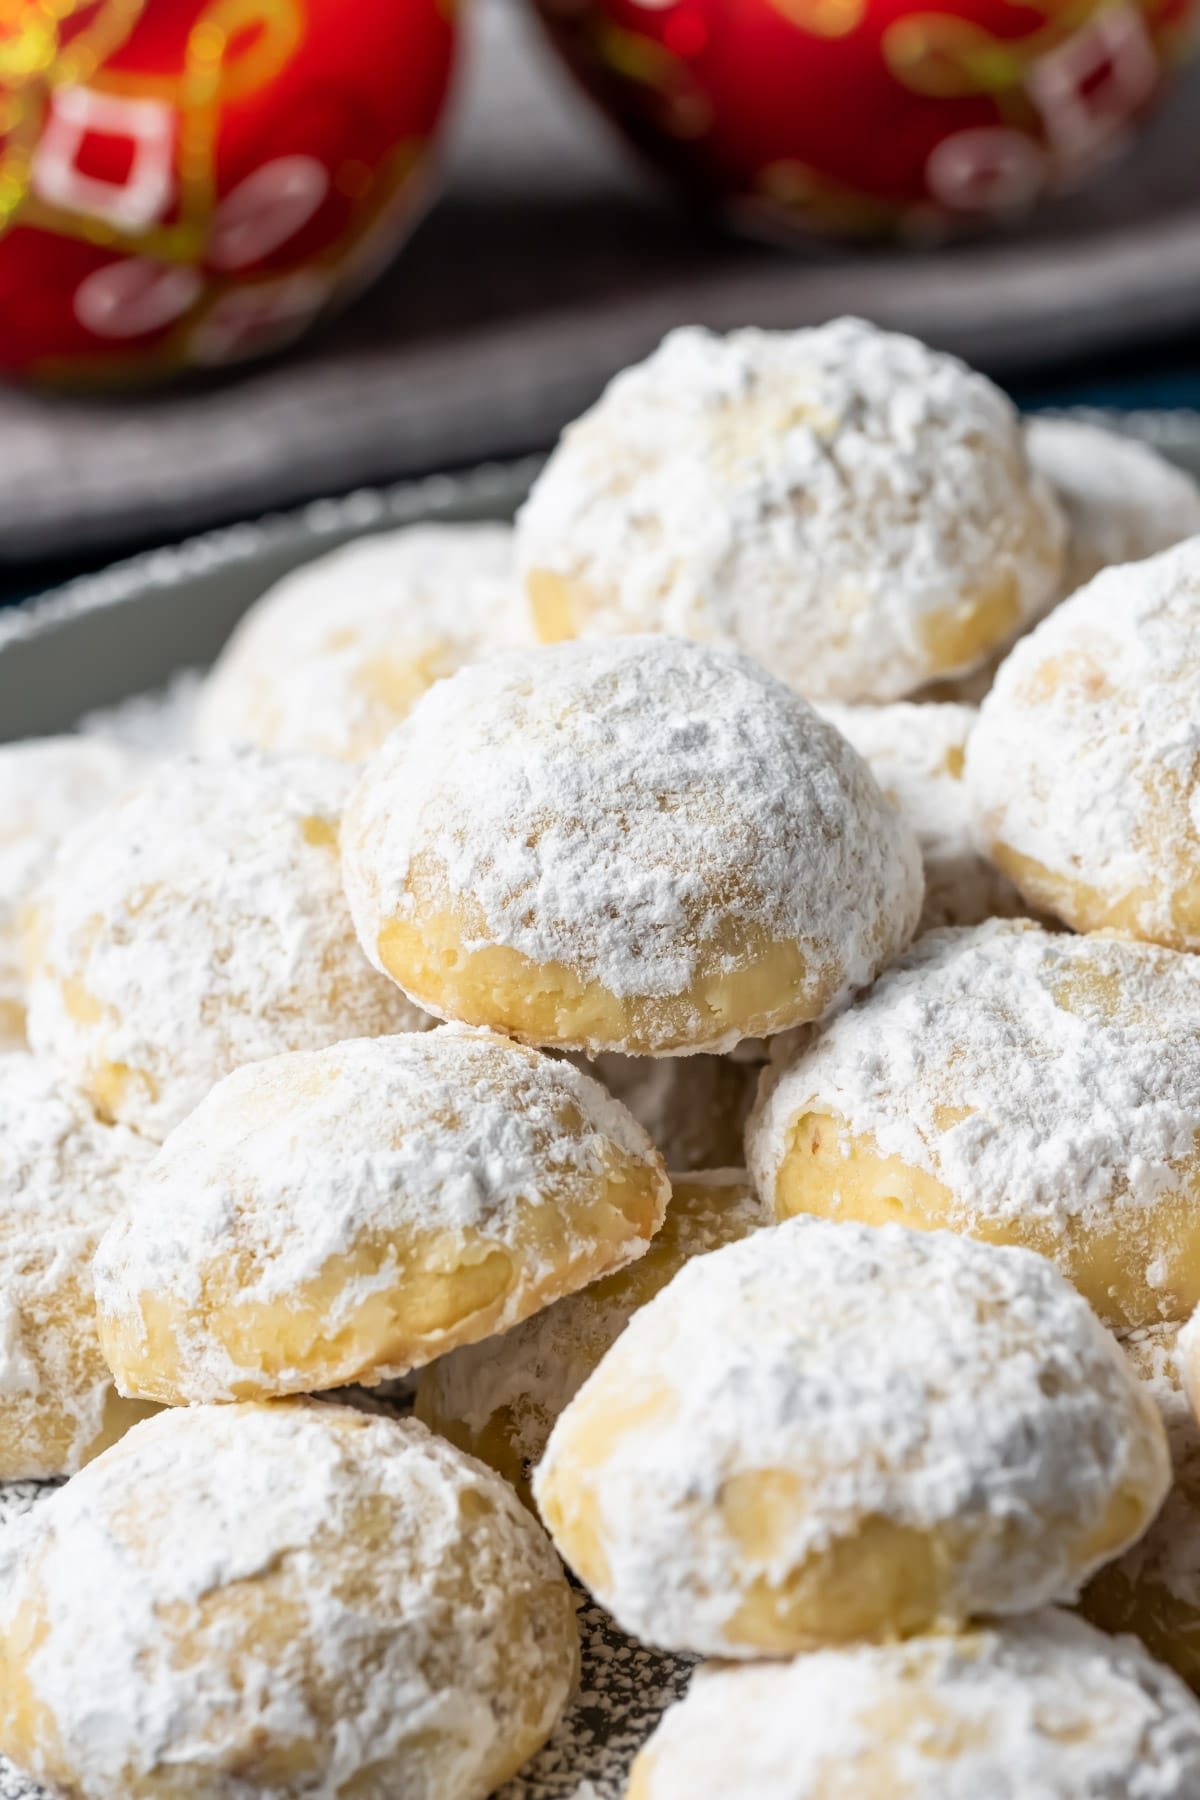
[2,0,1200,608]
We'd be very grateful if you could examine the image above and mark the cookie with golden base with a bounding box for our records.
[749,920,1200,1331]
[533,1217,1166,1658]
[627,1612,1200,1800]
[197,524,525,762]
[966,539,1200,950]
[1083,1325,1200,1693]
[24,746,427,1141]
[0,736,138,1050]
[416,1170,765,1504]
[517,319,1063,702]
[0,1052,156,1480]
[95,1025,670,1403]
[0,1402,577,1800]
[341,637,923,1056]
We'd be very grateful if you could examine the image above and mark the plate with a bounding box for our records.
[2,417,1198,1799]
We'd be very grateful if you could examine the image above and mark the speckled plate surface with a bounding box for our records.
[2,418,1199,1797]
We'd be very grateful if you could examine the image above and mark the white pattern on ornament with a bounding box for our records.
[189,272,331,364]
[74,257,202,339]
[925,126,1047,212]
[207,156,330,271]
[1028,5,1157,165]
[32,86,175,230]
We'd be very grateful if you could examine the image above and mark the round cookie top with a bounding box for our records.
[965,539,1200,950]
[342,636,924,1055]
[0,1052,155,1478]
[516,319,1064,702]
[416,1169,765,1502]
[1026,417,1200,599]
[749,920,1200,1326]
[94,1025,670,1402]
[627,1611,1200,1800]
[533,1216,1167,1658]
[0,1402,577,1800]
[197,523,525,763]
[0,735,138,1048]
[24,746,426,1140]
[819,700,1025,931]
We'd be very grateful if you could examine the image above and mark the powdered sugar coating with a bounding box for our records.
[628,1611,1200,1800]
[534,1217,1167,1658]
[1082,1325,1200,1688]
[818,701,1025,931]
[416,1171,765,1500]
[197,524,527,763]
[516,320,1064,702]
[0,1503,690,1800]
[0,737,139,1049]
[94,1025,670,1401]
[965,539,1200,949]
[749,920,1200,1326]
[25,746,427,1141]
[342,637,924,1054]
[0,1053,154,1479]
[0,1403,578,1800]
[1026,417,1200,599]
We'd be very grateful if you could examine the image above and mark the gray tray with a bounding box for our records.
[2,417,1200,1797]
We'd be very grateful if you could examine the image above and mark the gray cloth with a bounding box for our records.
[0,0,1198,561]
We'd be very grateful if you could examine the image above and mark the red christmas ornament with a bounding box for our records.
[0,0,457,380]
[531,0,1198,237]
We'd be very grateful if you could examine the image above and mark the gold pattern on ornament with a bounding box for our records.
[0,0,304,253]
[31,131,428,383]
[754,158,902,233]
[0,0,148,228]
[764,0,865,39]
[595,21,712,138]
[884,0,1148,100]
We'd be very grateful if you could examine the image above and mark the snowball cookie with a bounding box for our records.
[24,746,425,1141]
[342,637,923,1056]
[626,1610,1200,1800]
[819,701,1025,931]
[966,540,1200,950]
[417,1170,765,1504]
[516,319,1064,703]
[95,1025,670,1404]
[749,920,1200,1331]
[0,1402,578,1800]
[533,1217,1167,1658]
[1026,416,1200,600]
[1082,1326,1200,1693]
[0,1052,156,1480]
[569,1052,759,1171]
[0,735,137,1049]
[196,524,525,763]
